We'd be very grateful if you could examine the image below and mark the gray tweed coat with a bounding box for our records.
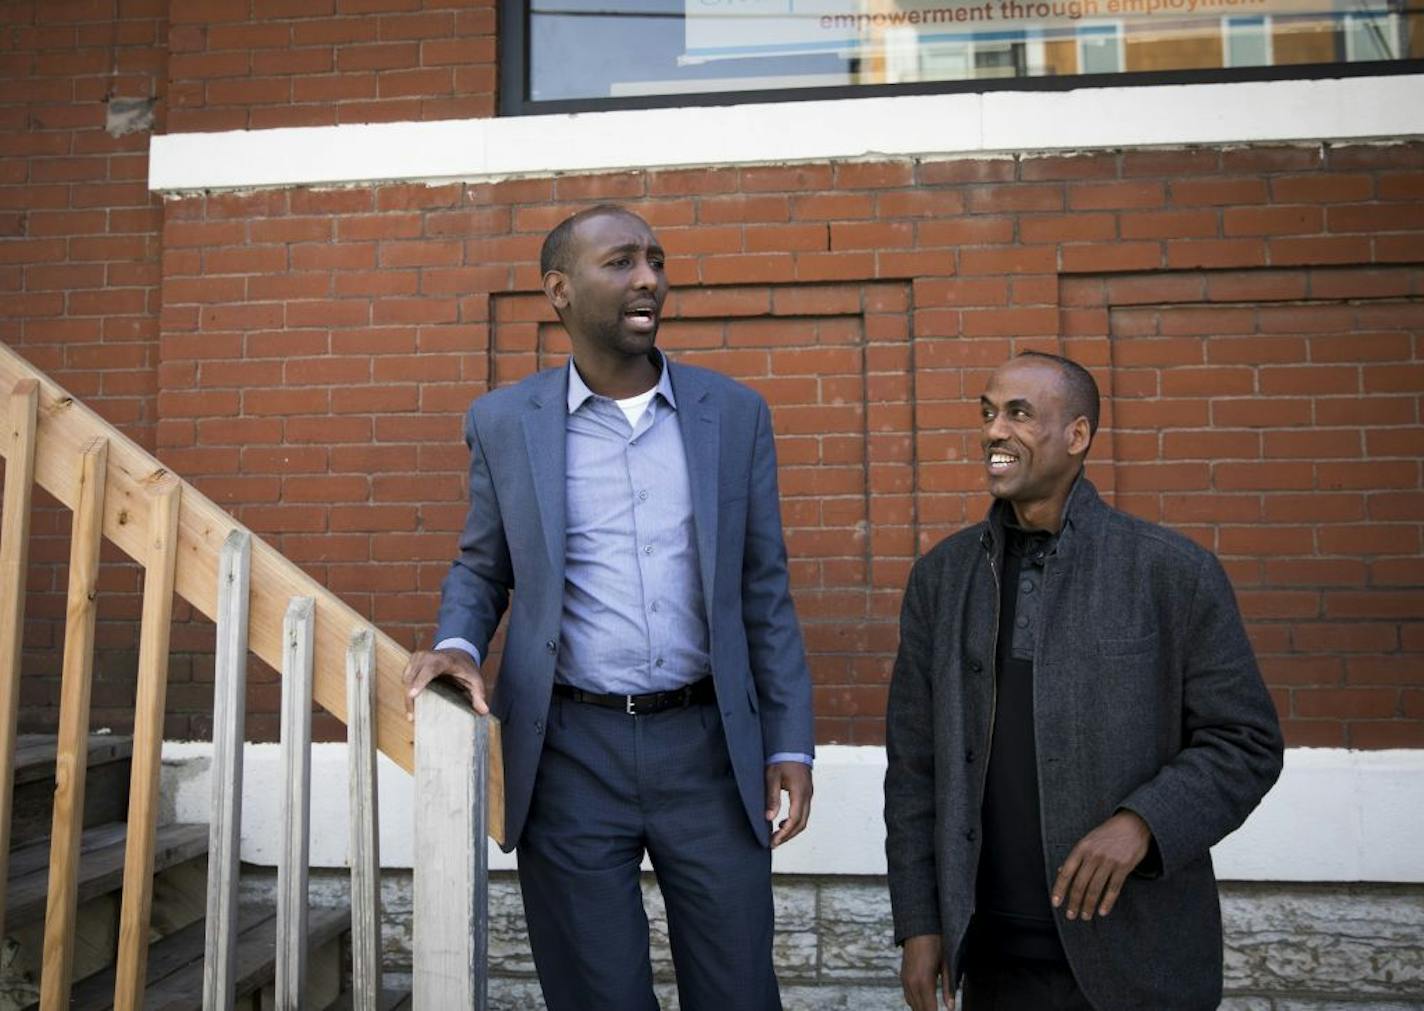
[884,477,1283,1010]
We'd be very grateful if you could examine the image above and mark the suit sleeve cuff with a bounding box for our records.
[766,752,813,768]
[435,637,482,666]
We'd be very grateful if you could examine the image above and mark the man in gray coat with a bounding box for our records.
[885,352,1283,1010]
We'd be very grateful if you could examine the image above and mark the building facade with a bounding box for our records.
[2,1,1422,1005]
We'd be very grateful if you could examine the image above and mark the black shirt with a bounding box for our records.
[971,520,1067,963]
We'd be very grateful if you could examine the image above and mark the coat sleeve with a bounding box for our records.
[740,395,815,759]
[434,406,513,657]
[884,556,944,944]
[1117,551,1284,878]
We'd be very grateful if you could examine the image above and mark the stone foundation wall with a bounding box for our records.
[246,871,1424,1009]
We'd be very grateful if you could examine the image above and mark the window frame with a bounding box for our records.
[497,0,1423,117]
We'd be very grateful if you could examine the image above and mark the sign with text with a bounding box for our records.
[684,0,1381,58]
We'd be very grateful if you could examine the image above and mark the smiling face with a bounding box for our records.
[543,210,668,363]
[980,357,1092,530]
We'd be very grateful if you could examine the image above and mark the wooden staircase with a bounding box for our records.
[1,735,385,1010]
[1,335,492,1009]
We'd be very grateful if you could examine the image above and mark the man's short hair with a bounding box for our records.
[1016,350,1101,437]
[539,204,638,276]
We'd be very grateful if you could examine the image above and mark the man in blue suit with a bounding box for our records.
[402,205,815,1010]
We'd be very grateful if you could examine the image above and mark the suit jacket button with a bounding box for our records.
[545,639,557,654]
[968,660,983,673]
[533,720,544,734]
[965,829,976,842]
[965,750,975,763]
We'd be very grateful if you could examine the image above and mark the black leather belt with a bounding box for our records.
[552,675,715,716]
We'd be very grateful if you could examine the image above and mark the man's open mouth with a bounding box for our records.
[987,450,1019,473]
[624,306,658,331]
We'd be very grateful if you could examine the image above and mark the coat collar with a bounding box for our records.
[981,471,1103,561]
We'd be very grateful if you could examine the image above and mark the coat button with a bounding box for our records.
[968,660,983,673]
[965,749,975,763]
[533,719,544,734]
[965,829,977,842]
[545,639,557,654]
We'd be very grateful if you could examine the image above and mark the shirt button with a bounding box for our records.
[655,657,665,668]
[650,601,660,613]
[545,639,557,654]
[643,545,653,555]
[639,490,649,501]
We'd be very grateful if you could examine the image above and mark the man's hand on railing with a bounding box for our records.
[401,648,489,721]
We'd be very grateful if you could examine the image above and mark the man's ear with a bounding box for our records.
[1067,415,1092,458]
[543,269,569,312]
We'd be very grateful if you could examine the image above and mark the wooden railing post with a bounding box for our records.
[40,436,108,1011]
[347,628,381,1011]
[277,597,315,1011]
[0,378,38,935]
[413,682,492,1011]
[114,476,182,1011]
[204,529,251,1011]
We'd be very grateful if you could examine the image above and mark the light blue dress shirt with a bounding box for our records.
[439,357,810,767]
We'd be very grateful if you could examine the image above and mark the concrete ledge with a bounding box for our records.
[148,76,1424,193]
[161,743,1424,882]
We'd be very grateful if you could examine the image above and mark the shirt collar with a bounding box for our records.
[566,351,676,415]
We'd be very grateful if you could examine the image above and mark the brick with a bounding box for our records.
[1170,177,1268,206]
[835,162,913,189]
[1294,688,1398,719]
[1061,242,1162,273]
[1068,180,1164,210]
[740,165,833,192]
[744,224,827,253]
[1224,205,1324,236]
[917,159,1016,185]
[1269,235,1373,266]
[1166,239,1267,269]
[963,185,1060,214]
[1019,213,1115,243]
[916,217,1015,247]
[960,247,1056,275]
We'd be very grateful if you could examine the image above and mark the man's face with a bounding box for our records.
[547,211,668,359]
[980,358,1088,512]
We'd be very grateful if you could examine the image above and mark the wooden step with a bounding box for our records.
[32,901,350,1011]
[5,820,207,930]
[8,734,133,850]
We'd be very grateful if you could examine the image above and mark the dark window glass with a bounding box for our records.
[503,0,1424,113]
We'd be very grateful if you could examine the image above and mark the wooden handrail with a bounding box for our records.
[0,342,418,770]
[0,340,505,1004]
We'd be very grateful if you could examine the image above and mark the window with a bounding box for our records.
[1077,23,1123,74]
[501,0,1424,114]
[1223,16,1272,67]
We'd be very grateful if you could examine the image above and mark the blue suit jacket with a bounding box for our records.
[435,359,815,850]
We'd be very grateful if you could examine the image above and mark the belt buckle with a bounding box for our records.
[625,695,637,716]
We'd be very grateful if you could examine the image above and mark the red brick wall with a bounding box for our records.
[166,0,496,132]
[2,1,168,733]
[2,3,1421,747]
[147,147,1424,747]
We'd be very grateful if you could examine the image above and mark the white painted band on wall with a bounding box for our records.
[147,75,1424,194]
[160,743,1424,882]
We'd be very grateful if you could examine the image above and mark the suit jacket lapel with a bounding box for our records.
[671,362,720,616]
[521,367,568,581]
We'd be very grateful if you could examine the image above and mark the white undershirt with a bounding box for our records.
[614,387,657,428]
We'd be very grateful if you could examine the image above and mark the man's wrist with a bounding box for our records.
[434,636,481,666]
[766,752,813,767]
